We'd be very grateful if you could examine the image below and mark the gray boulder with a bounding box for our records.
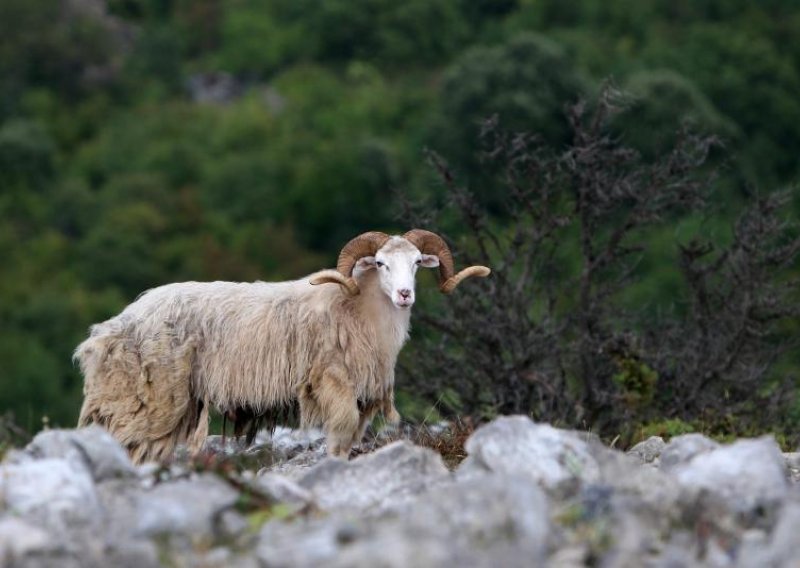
[25,426,135,482]
[298,441,449,513]
[135,473,240,537]
[269,427,325,457]
[0,458,99,531]
[250,473,315,512]
[659,433,720,471]
[591,444,682,515]
[0,516,58,566]
[668,437,789,515]
[784,452,800,483]
[265,444,328,480]
[627,436,666,466]
[459,415,600,489]
[736,498,800,566]
[257,473,549,568]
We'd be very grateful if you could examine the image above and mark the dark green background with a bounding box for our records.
[1,0,798,435]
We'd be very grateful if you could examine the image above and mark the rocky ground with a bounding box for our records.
[1,416,799,567]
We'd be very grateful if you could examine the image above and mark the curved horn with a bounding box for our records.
[403,229,491,293]
[310,231,390,295]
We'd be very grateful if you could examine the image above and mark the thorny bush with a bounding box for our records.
[398,86,800,445]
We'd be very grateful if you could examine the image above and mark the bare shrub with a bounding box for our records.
[398,86,799,443]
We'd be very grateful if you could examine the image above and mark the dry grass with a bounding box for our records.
[364,417,477,469]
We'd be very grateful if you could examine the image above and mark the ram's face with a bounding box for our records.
[355,237,439,309]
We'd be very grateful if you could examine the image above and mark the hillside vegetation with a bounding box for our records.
[1,0,798,443]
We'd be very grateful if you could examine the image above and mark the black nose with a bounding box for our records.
[398,289,411,299]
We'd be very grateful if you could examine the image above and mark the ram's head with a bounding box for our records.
[311,229,491,308]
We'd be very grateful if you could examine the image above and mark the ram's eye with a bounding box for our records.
[415,259,422,266]
[376,261,385,268]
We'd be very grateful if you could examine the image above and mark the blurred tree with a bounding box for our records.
[0,0,121,113]
[310,0,468,66]
[0,332,65,429]
[0,119,56,192]
[175,0,222,55]
[214,0,310,77]
[125,24,184,94]
[645,24,800,185]
[78,201,168,295]
[433,32,586,207]
[441,33,584,145]
[613,70,738,159]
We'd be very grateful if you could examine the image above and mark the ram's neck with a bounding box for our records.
[354,271,411,355]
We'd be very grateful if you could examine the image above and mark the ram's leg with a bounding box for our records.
[314,366,359,458]
[382,388,401,425]
[351,402,380,448]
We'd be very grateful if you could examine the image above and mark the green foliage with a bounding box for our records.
[214,0,309,77]
[437,32,585,174]
[611,357,658,410]
[613,70,738,159]
[636,418,696,441]
[310,0,469,66]
[125,24,185,94]
[1,0,799,439]
[0,0,119,111]
[644,24,800,185]
[0,119,55,191]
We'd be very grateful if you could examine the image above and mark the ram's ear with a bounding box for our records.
[420,254,439,268]
[353,256,377,275]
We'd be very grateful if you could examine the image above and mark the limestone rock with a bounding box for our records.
[668,437,789,515]
[265,444,328,480]
[627,436,666,466]
[2,418,799,567]
[659,433,720,471]
[737,499,800,567]
[135,473,240,537]
[591,444,682,516]
[25,426,135,482]
[783,452,800,483]
[298,441,449,513]
[250,473,314,511]
[257,473,549,568]
[0,516,56,563]
[269,427,325,457]
[459,415,600,488]
[0,458,99,530]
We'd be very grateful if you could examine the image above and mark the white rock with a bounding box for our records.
[25,426,135,482]
[627,436,666,465]
[269,427,325,455]
[298,441,449,513]
[592,445,682,515]
[659,433,720,471]
[459,415,600,488]
[251,473,314,508]
[399,473,550,559]
[0,516,55,559]
[736,500,800,567]
[135,473,239,537]
[265,445,328,480]
[669,437,789,514]
[0,458,99,530]
[257,473,549,568]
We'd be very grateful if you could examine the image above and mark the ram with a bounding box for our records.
[75,230,490,463]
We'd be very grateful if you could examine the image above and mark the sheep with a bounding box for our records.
[75,229,490,464]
